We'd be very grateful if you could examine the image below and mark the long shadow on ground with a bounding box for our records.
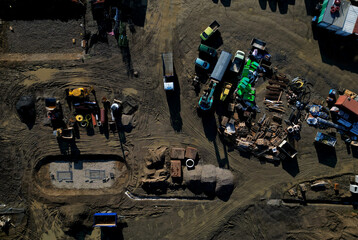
[312,25,358,74]
[166,73,183,132]
[314,142,337,168]
[0,0,85,20]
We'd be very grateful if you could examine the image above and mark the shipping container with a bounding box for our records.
[210,51,232,82]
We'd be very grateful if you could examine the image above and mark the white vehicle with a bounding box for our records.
[162,53,174,91]
[230,50,245,73]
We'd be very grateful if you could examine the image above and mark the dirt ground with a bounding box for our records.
[0,0,358,239]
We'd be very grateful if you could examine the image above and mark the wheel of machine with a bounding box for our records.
[80,120,88,128]
[85,114,92,122]
[76,115,84,122]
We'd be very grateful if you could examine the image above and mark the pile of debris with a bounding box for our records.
[141,146,235,199]
[141,146,199,191]
[306,88,358,148]
[142,146,169,191]
[183,164,235,199]
[219,71,303,162]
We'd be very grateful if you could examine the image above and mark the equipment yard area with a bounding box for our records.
[0,0,358,239]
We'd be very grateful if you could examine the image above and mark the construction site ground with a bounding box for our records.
[0,0,358,239]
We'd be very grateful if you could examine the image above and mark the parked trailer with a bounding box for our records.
[93,213,117,227]
[210,51,232,82]
[162,53,174,91]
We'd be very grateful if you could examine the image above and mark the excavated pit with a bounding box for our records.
[34,155,129,193]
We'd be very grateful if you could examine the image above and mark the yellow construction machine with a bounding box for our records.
[67,86,94,98]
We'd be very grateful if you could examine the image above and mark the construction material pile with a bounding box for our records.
[183,164,234,199]
[218,71,302,162]
[141,146,235,199]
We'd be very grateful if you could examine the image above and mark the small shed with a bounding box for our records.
[170,160,182,178]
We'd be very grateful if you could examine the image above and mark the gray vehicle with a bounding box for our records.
[210,51,232,82]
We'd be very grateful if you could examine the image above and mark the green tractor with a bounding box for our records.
[236,77,255,102]
[236,59,260,102]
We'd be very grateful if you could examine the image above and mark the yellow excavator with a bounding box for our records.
[67,86,94,98]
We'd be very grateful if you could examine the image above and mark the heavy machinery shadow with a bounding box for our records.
[304,0,320,16]
[114,114,127,162]
[312,26,358,74]
[16,96,36,130]
[198,52,218,72]
[220,0,231,7]
[352,145,358,158]
[314,142,337,168]
[258,0,295,14]
[281,157,299,177]
[100,222,127,240]
[277,0,289,14]
[57,138,80,156]
[202,31,223,49]
[166,73,183,132]
[0,0,85,21]
[66,224,93,240]
[213,140,230,169]
[201,112,217,142]
[121,47,134,77]
[121,0,148,27]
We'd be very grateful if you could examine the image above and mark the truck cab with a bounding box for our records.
[200,20,220,41]
[198,44,217,57]
[230,50,245,73]
[195,58,210,70]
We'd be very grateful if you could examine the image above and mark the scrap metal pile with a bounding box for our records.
[218,71,303,163]
[306,87,358,147]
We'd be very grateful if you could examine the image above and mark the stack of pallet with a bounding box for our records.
[265,73,289,101]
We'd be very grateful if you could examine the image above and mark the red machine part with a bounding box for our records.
[100,108,106,124]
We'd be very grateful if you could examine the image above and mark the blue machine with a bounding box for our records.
[199,81,217,110]
[195,58,210,70]
[93,213,117,227]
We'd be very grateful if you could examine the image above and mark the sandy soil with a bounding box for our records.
[0,0,358,239]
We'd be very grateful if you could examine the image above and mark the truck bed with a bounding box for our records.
[251,38,266,51]
[209,20,220,31]
[278,140,298,159]
[162,53,174,77]
[230,58,244,73]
